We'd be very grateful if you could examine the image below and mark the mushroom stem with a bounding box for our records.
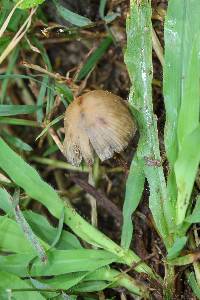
[88,166,98,228]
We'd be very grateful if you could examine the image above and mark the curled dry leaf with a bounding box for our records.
[63,90,136,166]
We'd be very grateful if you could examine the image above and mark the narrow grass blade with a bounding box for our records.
[0,74,55,93]
[163,1,184,166]
[167,236,187,260]
[36,115,63,141]
[187,271,200,299]
[124,0,169,245]
[186,197,200,223]
[163,0,200,227]
[53,1,92,27]
[0,46,19,103]
[76,36,112,81]
[55,82,73,104]
[37,75,48,123]
[2,131,33,152]
[0,138,158,279]
[49,208,65,249]
[0,117,40,127]
[99,0,107,19]
[121,156,145,249]
[0,104,40,116]
[175,126,200,224]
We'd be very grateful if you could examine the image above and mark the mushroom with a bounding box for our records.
[63,90,136,166]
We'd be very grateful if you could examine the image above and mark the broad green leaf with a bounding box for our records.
[39,267,146,295]
[0,138,157,278]
[0,216,38,253]
[0,271,45,300]
[10,190,47,262]
[124,0,169,245]
[0,188,13,215]
[175,126,200,224]
[0,104,40,116]
[167,236,187,260]
[53,1,92,27]
[38,272,87,290]
[76,36,112,81]
[24,210,82,250]
[13,0,45,9]
[0,249,118,277]
[121,156,145,249]
[83,267,148,296]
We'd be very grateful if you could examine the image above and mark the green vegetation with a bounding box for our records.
[0,0,200,299]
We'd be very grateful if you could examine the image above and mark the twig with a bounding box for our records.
[70,175,122,225]
[152,28,164,67]
[48,127,64,154]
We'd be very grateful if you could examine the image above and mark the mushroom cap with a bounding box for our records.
[63,90,136,166]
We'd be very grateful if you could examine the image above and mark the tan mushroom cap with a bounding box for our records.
[63,90,136,166]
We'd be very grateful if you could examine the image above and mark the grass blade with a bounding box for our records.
[163,0,200,226]
[124,0,169,245]
[175,126,200,224]
[121,156,145,249]
[24,210,82,250]
[0,104,40,116]
[0,138,158,279]
[0,117,40,127]
[0,250,117,277]
[13,0,45,9]
[53,1,92,27]
[35,115,64,141]
[76,36,112,81]
[36,75,48,123]
[0,46,19,103]
[0,271,45,300]
[2,131,33,152]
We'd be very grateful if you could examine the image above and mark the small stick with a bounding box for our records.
[48,127,64,154]
[152,28,164,67]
